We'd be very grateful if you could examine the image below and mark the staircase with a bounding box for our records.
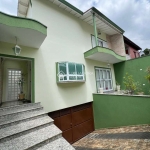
[0,102,75,150]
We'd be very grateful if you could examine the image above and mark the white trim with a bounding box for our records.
[58,62,85,82]
[95,67,113,92]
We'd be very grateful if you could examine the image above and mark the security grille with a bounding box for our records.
[7,69,22,101]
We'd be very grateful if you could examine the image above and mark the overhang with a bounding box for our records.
[0,11,47,48]
[48,0,124,35]
[84,46,126,64]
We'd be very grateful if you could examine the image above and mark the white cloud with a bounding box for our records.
[67,0,150,50]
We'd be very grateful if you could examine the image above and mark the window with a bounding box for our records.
[57,62,85,82]
[91,35,108,48]
[95,68,113,92]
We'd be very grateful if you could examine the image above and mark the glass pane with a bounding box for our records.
[92,35,96,48]
[76,64,83,75]
[108,80,111,89]
[68,63,76,75]
[99,70,102,79]
[105,81,108,90]
[103,70,106,79]
[95,70,99,80]
[77,76,83,80]
[97,81,100,91]
[59,63,67,75]
[100,80,104,89]
[69,76,76,80]
[107,70,111,79]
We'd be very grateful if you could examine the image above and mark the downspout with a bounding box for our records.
[92,13,98,46]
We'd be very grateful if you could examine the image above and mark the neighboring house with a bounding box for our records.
[0,0,127,143]
[124,36,141,60]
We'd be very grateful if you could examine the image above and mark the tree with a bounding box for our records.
[141,48,150,56]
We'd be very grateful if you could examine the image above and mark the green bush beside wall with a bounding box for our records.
[93,94,150,129]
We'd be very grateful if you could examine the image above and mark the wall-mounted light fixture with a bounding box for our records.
[12,37,21,56]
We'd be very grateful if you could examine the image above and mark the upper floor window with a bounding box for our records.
[56,62,85,82]
[91,35,108,48]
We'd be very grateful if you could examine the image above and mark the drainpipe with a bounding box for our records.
[92,13,98,46]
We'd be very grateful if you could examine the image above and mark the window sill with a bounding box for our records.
[57,80,85,83]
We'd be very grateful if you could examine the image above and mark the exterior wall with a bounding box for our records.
[0,0,117,112]
[26,4,32,18]
[93,94,150,129]
[0,59,3,105]
[109,34,126,56]
[114,56,150,95]
[2,58,28,102]
[106,35,112,49]
[129,46,140,59]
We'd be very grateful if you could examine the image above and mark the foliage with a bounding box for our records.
[123,73,139,94]
[141,48,150,56]
[116,81,120,85]
[16,73,26,93]
[145,66,150,82]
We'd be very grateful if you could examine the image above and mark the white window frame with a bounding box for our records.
[58,62,85,82]
[95,67,113,92]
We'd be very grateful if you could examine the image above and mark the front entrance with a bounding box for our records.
[0,55,34,104]
[48,102,94,144]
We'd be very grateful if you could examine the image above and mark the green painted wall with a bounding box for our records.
[93,94,150,129]
[114,56,150,94]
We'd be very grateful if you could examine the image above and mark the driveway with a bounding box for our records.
[73,125,150,150]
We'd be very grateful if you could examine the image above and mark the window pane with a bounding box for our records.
[77,76,83,80]
[96,81,100,91]
[107,70,111,79]
[69,76,76,80]
[68,63,76,75]
[59,63,67,75]
[103,70,106,79]
[95,70,99,80]
[105,81,108,90]
[92,35,96,48]
[76,64,83,75]
[99,70,102,79]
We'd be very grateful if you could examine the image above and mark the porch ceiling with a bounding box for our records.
[84,46,126,64]
[0,11,47,48]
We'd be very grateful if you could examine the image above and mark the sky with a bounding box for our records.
[0,0,150,50]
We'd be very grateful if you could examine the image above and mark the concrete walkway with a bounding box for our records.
[73,125,150,150]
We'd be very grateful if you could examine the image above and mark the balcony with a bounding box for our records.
[84,46,126,64]
[0,11,47,48]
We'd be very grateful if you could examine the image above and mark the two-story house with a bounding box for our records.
[0,0,127,144]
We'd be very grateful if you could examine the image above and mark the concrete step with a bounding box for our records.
[0,102,41,116]
[35,137,75,150]
[0,124,62,150]
[0,115,53,142]
[1,100,23,108]
[0,107,47,128]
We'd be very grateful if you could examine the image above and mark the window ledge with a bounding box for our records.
[57,80,85,83]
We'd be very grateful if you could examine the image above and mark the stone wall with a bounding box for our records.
[106,34,126,56]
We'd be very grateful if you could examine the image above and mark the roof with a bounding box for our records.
[17,0,124,35]
[124,36,141,50]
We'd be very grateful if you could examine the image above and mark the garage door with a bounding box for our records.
[48,102,94,143]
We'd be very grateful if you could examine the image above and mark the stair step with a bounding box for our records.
[1,100,23,108]
[0,108,46,128]
[36,137,75,150]
[0,124,62,150]
[0,115,53,141]
[0,102,41,116]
